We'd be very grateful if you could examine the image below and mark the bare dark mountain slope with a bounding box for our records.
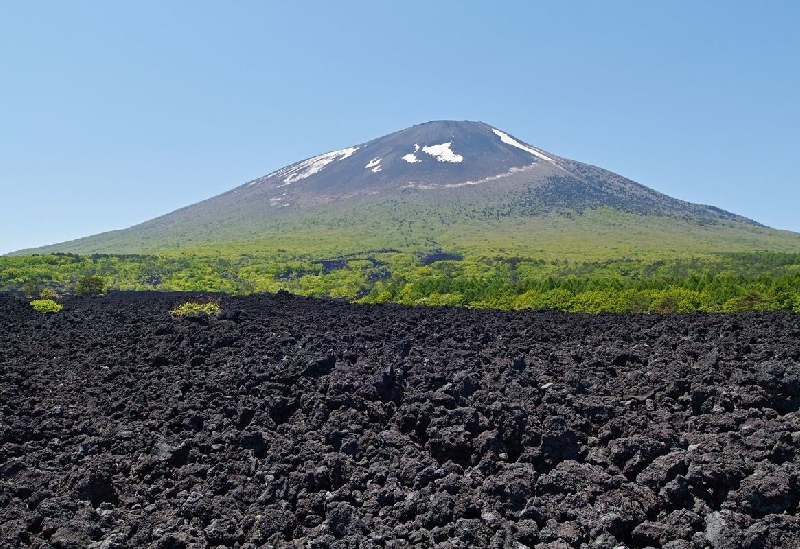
[157,120,756,223]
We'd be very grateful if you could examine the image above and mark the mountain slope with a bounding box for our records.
[16,120,800,256]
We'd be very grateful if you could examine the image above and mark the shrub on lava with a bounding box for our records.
[169,301,221,317]
[24,283,59,300]
[23,281,42,298]
[30,299,63,314]
[40,287,59,299]
[74,275,106,296]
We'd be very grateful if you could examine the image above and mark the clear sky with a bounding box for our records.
[2,1,798,254]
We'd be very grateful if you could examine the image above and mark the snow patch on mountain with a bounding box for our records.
[365,157,382,173]
[492,129,554,163]
[421,142,463,163]
[402,153,421,163]
[266,146,360,187]
[403,165,538,190]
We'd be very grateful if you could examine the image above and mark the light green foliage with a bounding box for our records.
[2,241,800,313]
[170,301,221,317]
[30,299,63,314]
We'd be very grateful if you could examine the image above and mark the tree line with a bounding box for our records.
[2,251,799,313]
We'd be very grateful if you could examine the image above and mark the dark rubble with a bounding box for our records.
[1,292,799,549]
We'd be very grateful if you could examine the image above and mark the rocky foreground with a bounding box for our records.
[1,292,799,549]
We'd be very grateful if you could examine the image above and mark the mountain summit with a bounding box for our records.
[244,120,559,203]
[20,120,782,256]
[185,120,754,220]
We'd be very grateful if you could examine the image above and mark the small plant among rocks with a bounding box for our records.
[40,287,59,299]
[170,301,221,317]
[30,299,63,314]
[22,282,59,300]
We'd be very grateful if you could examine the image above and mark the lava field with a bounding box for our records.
[1,292,799,548]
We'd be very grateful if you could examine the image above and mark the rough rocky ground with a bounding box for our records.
[1,292,799,549]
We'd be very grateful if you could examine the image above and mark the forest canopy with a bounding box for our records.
[2,250,799,313]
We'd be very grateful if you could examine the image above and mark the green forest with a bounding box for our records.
[3,250,800,313]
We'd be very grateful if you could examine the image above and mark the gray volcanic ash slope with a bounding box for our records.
[243,121,557,199]
[1,292,799,548]
[135,120,757,224]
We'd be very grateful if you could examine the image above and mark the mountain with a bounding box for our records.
[16,120,800,257]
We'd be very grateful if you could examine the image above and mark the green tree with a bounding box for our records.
[23,280,42,298]
[74,275,106,296]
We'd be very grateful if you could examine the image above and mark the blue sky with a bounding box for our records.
[1,1,798,254]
